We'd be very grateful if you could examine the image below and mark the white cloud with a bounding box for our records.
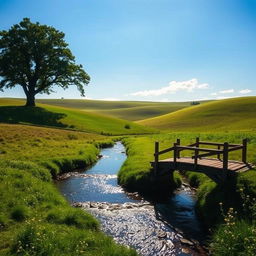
[210,92,217,96]
[239,89,252,94]
[130,78,209,97]
[219,89,234,94]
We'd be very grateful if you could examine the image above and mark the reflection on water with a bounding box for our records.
[56,142,207,256]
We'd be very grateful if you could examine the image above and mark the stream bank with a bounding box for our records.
[56,142,208,256]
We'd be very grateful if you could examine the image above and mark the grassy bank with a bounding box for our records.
[0,124,137,255]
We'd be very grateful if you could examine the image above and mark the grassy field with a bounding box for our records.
[36,98,194,121]
[0,98,155,135]
[0,123,137,256]
[138,97,256,132]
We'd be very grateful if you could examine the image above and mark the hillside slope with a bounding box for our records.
[0,98,155,135]
[138,97,256,132]
[36,99,194,121]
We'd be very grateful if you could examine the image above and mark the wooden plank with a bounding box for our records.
[156,147,174,156]
[199,141,241,147]
[177,145,222,153]
[228,145,243,152]
[155,157,252,173]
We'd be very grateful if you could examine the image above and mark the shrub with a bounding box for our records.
[211,217,256,255]
[10,205,29,222]
[124,124,131,129]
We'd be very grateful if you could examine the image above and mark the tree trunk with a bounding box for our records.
[25,92,36,107]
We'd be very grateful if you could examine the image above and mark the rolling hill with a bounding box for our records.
[138,97,256,132]
[0,98,155,135]
[36,99,194,121]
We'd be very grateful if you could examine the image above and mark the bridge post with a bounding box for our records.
[217,145,221,160]
[194,137,200,169]
[242,139,247,163]
[223,142,229,171]
[154,141,159,176]
[173,142,177,168]
[176,138,180,158]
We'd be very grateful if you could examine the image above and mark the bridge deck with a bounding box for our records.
[155,157,252,172]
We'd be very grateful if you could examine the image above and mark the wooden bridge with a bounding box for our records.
[151,138,253,183]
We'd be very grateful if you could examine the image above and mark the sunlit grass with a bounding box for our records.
[139,97,256,132]
[0,98,156,135]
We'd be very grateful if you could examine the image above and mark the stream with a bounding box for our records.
[56,142,207,256]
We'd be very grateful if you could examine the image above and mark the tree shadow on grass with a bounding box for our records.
[0,106,69,128]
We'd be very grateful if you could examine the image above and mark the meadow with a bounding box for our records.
[36,98,195,121]
[0,98,155,135]
[138,97,256,132]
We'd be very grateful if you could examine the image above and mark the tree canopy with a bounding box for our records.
[0,18,90,106]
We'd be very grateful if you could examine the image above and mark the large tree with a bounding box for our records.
[0,18,90,106]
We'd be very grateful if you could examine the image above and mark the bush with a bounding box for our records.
[211,219,256,255]
[124,124,131,129]
[10,205,29,222]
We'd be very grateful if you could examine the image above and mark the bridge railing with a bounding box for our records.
[154,138,247,172]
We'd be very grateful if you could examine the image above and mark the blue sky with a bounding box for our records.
[0,0,255,101]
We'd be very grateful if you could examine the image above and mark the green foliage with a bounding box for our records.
[10,206,29,222]
[211,219,256,256]
[0,18,90,106]
[124,124,131,129]
[139,97,256,132]
[210,191,256,256]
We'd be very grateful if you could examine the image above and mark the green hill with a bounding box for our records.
[0,98,155,135]
[138,97,256,132]
[36,99,194,121]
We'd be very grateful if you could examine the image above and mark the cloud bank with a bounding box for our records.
[130,78,209,97]
[239,89,252,94]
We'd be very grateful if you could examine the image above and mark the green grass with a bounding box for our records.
[0,124,114,176]
[0,98,156,135]
[210,219,256,256]
[0,161,137,256]
[0,124,137,255]
[36,98,195,121]
[138,97,256,132]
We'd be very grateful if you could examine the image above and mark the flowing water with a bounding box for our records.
[56,142,207,256]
